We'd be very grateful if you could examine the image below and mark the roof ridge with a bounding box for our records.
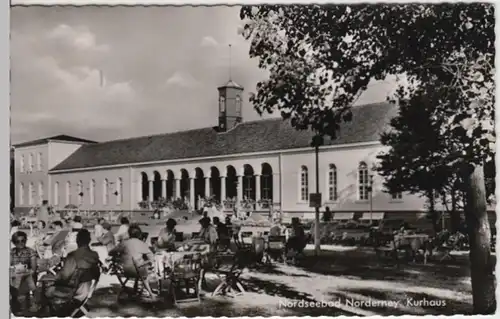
[95,117,283,145]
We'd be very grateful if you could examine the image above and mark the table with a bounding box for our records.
[154,246,209,277]
[394,234,429,250]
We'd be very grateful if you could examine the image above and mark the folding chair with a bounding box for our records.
[140,232,149,242]
[70,279,98,317]
[107,257,130,290]
[175,232,184,242]
[168,254,202,305]
[211,250,246,297]
[265,235,286,263]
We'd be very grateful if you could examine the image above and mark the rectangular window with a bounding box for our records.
[300,167,309,202]
[391,192,403,200]
[20,156,25,173]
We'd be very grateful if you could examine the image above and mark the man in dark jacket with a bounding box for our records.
[42,229,100,315]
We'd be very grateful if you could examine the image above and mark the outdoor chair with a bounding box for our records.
[211,250,246,298]
[265,235,286,264]
[69,278,98,317]
[175,232,184,242]
[168,254,202,305]
[140,232,149,242]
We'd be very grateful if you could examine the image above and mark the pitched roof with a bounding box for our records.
[219,80,243,90]
[13,135,97,148]
[51,102,397,171]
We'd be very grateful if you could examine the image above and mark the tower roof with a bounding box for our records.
[218,80,243,90]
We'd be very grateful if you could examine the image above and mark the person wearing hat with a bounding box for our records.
[98,222,116,252]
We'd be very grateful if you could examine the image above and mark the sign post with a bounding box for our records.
[309,193,322,208]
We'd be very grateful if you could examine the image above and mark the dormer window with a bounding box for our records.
[219,96,226,113]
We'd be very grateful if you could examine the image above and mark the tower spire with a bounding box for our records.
[228,44,232,81]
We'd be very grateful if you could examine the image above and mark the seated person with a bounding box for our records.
[41,229,100,316]
[94,218,105,239]
[109,224,158,299]
[11,220,21,238]
[37,221,67,271]
[212,217,230,249]
[115,217,130,243]
[285,218,307,255]
[10,231,38,313]
[198,217,218,248]
[98,222,116,252]
[269,222,282,236]
[64,217,84,255]
[156,218,177,251]
[71,216,84,231]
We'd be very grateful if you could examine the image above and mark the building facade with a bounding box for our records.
[14,80,457,219]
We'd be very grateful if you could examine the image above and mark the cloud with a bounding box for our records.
[200,36,218,48]
[47,24,109,53]
[165,71,200,88]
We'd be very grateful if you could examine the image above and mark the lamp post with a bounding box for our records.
[368,174,374,224]
[312,134,323,256]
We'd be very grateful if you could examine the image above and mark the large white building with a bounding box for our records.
[14,79,441,221]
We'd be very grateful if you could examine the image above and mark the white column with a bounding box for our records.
[175,178,181,199]
[205,177,210,198]
[237,175,243,201]
[189,178,195,209]
[220,176,226,201]
[255,174,261,202]
[137,178,142,202]
[148,180,154,202]
[273,173,280,205]
[161,179,167,199]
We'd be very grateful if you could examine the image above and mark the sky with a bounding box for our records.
[11,6,397,144]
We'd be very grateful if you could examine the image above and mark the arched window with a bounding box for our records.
[54,182,59,206]
[19,183,24,205]
[77,180,83,205]
[66,181,71,205]
[219,96,226,112]
[38,181,44,203]
[90,180,95,205]
[28,153,34,172]
[117,178,123,205]
[20,155,25,173]
[328,164,338,201]
[103,179,109,205]
[358,162,370,201]
[300,166,309,202]
[37,152,43,171]
[28,182,34,205]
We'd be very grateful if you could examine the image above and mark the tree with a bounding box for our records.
[376,90,496,233]
[241,4,495,313]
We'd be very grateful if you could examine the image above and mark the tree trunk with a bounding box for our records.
[450,188,461,233]
[427,191,439,234]
[462,164,496,314]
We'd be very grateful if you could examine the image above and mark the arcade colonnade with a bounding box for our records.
[137,163,275,210]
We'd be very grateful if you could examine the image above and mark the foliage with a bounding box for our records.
[241,4,495,313]
[240,3,494,158]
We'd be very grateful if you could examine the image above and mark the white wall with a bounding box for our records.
[280,144,427,213]
[50,167,132,210]
[14,144,50,207]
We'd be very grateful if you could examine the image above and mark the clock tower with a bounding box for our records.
[218,80,243,132]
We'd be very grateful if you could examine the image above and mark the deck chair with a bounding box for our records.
[107,257,130,289]
[175,232,184,242]
[211,250,246,297]
[70,279,98,317]
[169,254,202,305]
[265,235,286,263]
